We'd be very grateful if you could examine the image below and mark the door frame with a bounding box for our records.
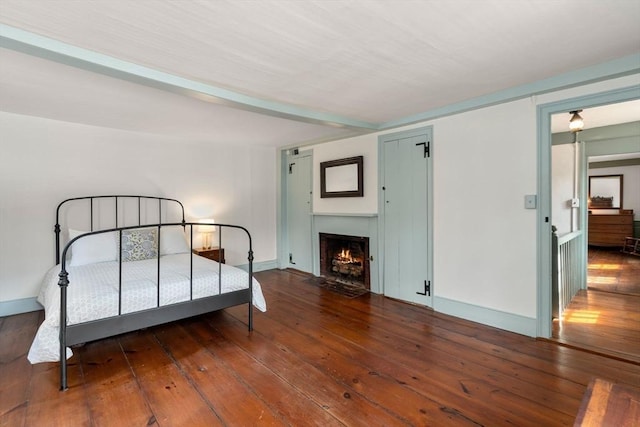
[378,126,434,301]
[536,85,640,337]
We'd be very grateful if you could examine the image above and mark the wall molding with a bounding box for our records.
[434,296,537,337]
[237,259,278,273]
[0,297,42,317]
[589,158,640,168]
[3,23,639,140]
[552,121,640,146]
[0,24,377,132]
[381,55,640,130]
[254,260,278,272]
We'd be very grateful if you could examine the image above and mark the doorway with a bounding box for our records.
[379,127,433,307]
[538,86,639,337]
[542,93,640,363]
[553,149,640,363]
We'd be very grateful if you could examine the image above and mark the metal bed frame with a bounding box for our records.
[55,195,254,390]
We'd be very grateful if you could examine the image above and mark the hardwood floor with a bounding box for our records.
[2,268,640,426]
[553,289,640,364]
[587,247,640,296]
[553,248,640,364]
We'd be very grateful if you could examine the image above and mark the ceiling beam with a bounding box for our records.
[1,24,638,138]
[0,24,378,132]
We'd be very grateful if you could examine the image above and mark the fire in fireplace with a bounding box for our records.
[319,233,370,289]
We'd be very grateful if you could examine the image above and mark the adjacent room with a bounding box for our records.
[550,103,640,364]
[1,1,639,425]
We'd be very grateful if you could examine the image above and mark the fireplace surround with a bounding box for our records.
[319,232,370,290]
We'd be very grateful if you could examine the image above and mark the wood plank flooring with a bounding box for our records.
[573,378,640,426]
[553,248,640,364]
[553,289,640,364]
[587,247,640,296]
[2,268,640,426]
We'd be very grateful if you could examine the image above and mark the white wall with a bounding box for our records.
[552,144,578,234]
[309,134,378,214]
[430,99,538,317]
[4,70,637,331]
[302,99,539,318]
[294,74,640,332]
[0,112,277,304]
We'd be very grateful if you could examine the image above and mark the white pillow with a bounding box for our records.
[160,225,190,255]
[68,229,117,266]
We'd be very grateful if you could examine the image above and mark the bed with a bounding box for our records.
[27,195,266,390]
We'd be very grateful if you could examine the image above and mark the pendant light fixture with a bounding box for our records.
[569,110,584,133]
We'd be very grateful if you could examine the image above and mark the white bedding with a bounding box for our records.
[27,253,266,363]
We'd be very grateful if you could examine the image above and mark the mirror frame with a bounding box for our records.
[588,174,623,209]
[320,156,364,198]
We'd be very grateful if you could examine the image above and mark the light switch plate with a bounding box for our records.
[525,195,537,209]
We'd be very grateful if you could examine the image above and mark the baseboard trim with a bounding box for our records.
[237,259,278,273]
[253,260,278,272]
[2,261,278,317]
[0,297,42,317]
[434,296,537,337]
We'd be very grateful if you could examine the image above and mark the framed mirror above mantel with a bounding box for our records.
[588,174,623,210]
[320,156,364,198]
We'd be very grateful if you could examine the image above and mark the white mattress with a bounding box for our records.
[27,253,266,363]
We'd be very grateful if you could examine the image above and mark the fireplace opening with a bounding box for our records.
[319,233,370,290]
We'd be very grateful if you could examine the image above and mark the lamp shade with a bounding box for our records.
[197,218,216,233]
[569,110,584,132]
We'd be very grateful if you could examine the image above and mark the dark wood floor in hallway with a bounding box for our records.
[553,248,640,364]
[587,247,640,296]
[2,268,639,426]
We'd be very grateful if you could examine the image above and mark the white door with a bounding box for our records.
[286,153,313,272]
[382,129,432,307]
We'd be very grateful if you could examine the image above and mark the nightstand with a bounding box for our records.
[193,247,225,263]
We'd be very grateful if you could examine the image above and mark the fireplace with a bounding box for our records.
[319,233,370,290]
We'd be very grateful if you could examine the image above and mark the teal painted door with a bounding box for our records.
[286,154,312,273]
[382,133,432,307]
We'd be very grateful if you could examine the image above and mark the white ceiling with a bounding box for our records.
[0,48,354,146]
[1,0,639,147]
[550,99,640,134]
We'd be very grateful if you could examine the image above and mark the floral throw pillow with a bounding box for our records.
[120,228,158,262]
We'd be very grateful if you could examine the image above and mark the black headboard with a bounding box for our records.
[55,195,185,265]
